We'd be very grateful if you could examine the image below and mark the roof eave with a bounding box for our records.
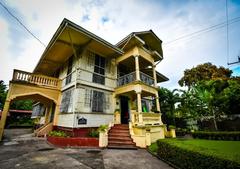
[33,18,123,73]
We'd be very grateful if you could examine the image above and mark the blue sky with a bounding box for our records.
[0,0,240,89]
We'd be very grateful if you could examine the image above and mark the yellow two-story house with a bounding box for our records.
[0,18,171,148]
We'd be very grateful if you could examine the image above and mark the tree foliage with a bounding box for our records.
[10,100,33,110]
[0,80,32,110]
[159,63,239,131]
[178,62,232,89]
[158,87,179,125]
[0,80,7,110]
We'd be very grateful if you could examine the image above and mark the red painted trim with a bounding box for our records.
[47,136,99,147]
[53,126,98,137]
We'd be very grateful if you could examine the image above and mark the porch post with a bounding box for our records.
[137,92,142,113]
[44,103,52,124]
[53,104,60,126]
[155,92,160,112]
[0,100,10,141]
[134,55,140,81]
[152,64,157,87]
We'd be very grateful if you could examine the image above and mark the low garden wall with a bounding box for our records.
[47,136,99,147]
[156,140,239,169]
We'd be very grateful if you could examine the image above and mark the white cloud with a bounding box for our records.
[0,0,239,89]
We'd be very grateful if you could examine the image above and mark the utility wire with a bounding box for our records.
[0,1,46,47]
[226,0,229,64]
[163,16,240,46]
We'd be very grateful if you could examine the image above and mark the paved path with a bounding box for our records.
[0,130,173,169]
[103,149,173,169]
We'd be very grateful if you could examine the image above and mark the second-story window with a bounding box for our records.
[92,54,105,85]
[66,56,73,85]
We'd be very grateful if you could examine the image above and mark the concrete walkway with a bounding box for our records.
[0,129,173,169]
[103,149,173,169]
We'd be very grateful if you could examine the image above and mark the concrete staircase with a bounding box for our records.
[107,124,137,149]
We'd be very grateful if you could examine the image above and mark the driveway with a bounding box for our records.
[0,130,173,169]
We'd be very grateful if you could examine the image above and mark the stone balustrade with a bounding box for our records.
[12,69,61,89]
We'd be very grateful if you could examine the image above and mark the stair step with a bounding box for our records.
[108,137,132,142]
[114,124,129,126]
[108,141,135,145]
[107,145,137,150]
[109,130,129,134]
[108,133,131,137]
[107,124,137,149]
[109,137,133,142]
[111,127,129,130]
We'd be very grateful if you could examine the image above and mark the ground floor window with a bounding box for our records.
[92,90,104,112]
[60,88,74,113]
[83,89,110,113]
[32,103,45,118]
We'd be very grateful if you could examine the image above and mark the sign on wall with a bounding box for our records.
[78,117,87,125]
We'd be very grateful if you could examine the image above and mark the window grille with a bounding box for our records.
[104,93,110,110]
[92,54,105,85]
[92,90,104,112]
[60,89,73,113]
[32,103,45,117]
[65,56,73,85]
[84,89,92,107]
[87,50,95,67]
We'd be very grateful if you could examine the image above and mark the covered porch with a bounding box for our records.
[114,88,163,126]
[0,69,62,140]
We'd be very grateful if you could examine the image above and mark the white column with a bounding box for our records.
[152,64,157,87]
[137,92,142,113]
[155,92,160,112]
[134,55,140,81]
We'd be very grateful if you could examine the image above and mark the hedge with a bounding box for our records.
[192,131,240,141]
[157,140,240,169]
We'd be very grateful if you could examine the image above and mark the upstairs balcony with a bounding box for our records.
[117,71,154,87]
[12,69,61,90]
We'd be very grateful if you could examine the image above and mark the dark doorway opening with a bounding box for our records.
[120,96,129,124]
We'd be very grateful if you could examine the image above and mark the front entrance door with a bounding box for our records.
[120,96,129,124]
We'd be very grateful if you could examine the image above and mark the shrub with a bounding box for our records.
[168,125,176,129]
[48,130,68,137]
[98,125,108,132]
[157,140,240,169]
[192,131,240,141]
[88,129,99,137]
[176,128,188,137]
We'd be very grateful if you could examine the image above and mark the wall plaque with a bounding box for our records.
[78,117,87,125]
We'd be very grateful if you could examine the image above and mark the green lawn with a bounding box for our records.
[149,139,240,163]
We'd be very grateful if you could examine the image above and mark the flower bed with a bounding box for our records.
[47,136,99,147]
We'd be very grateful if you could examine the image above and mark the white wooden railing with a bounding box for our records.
[12,69,61,89]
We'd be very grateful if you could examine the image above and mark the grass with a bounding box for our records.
[148,142,158,155]
[148,139,240,163]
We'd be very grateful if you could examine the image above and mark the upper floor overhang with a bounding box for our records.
[33,18,123,76]
[116,30,163,62]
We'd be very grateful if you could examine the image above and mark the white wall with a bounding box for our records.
[74,113,113,128]
[57,113,74,128]
[74,85,114,114]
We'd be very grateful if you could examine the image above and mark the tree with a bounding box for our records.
[0,80,7,110]
[178,62,232,89]
[192,79,232,130]
[10,100,33,110]
[158,87,180,125]
[219,79,240,115]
